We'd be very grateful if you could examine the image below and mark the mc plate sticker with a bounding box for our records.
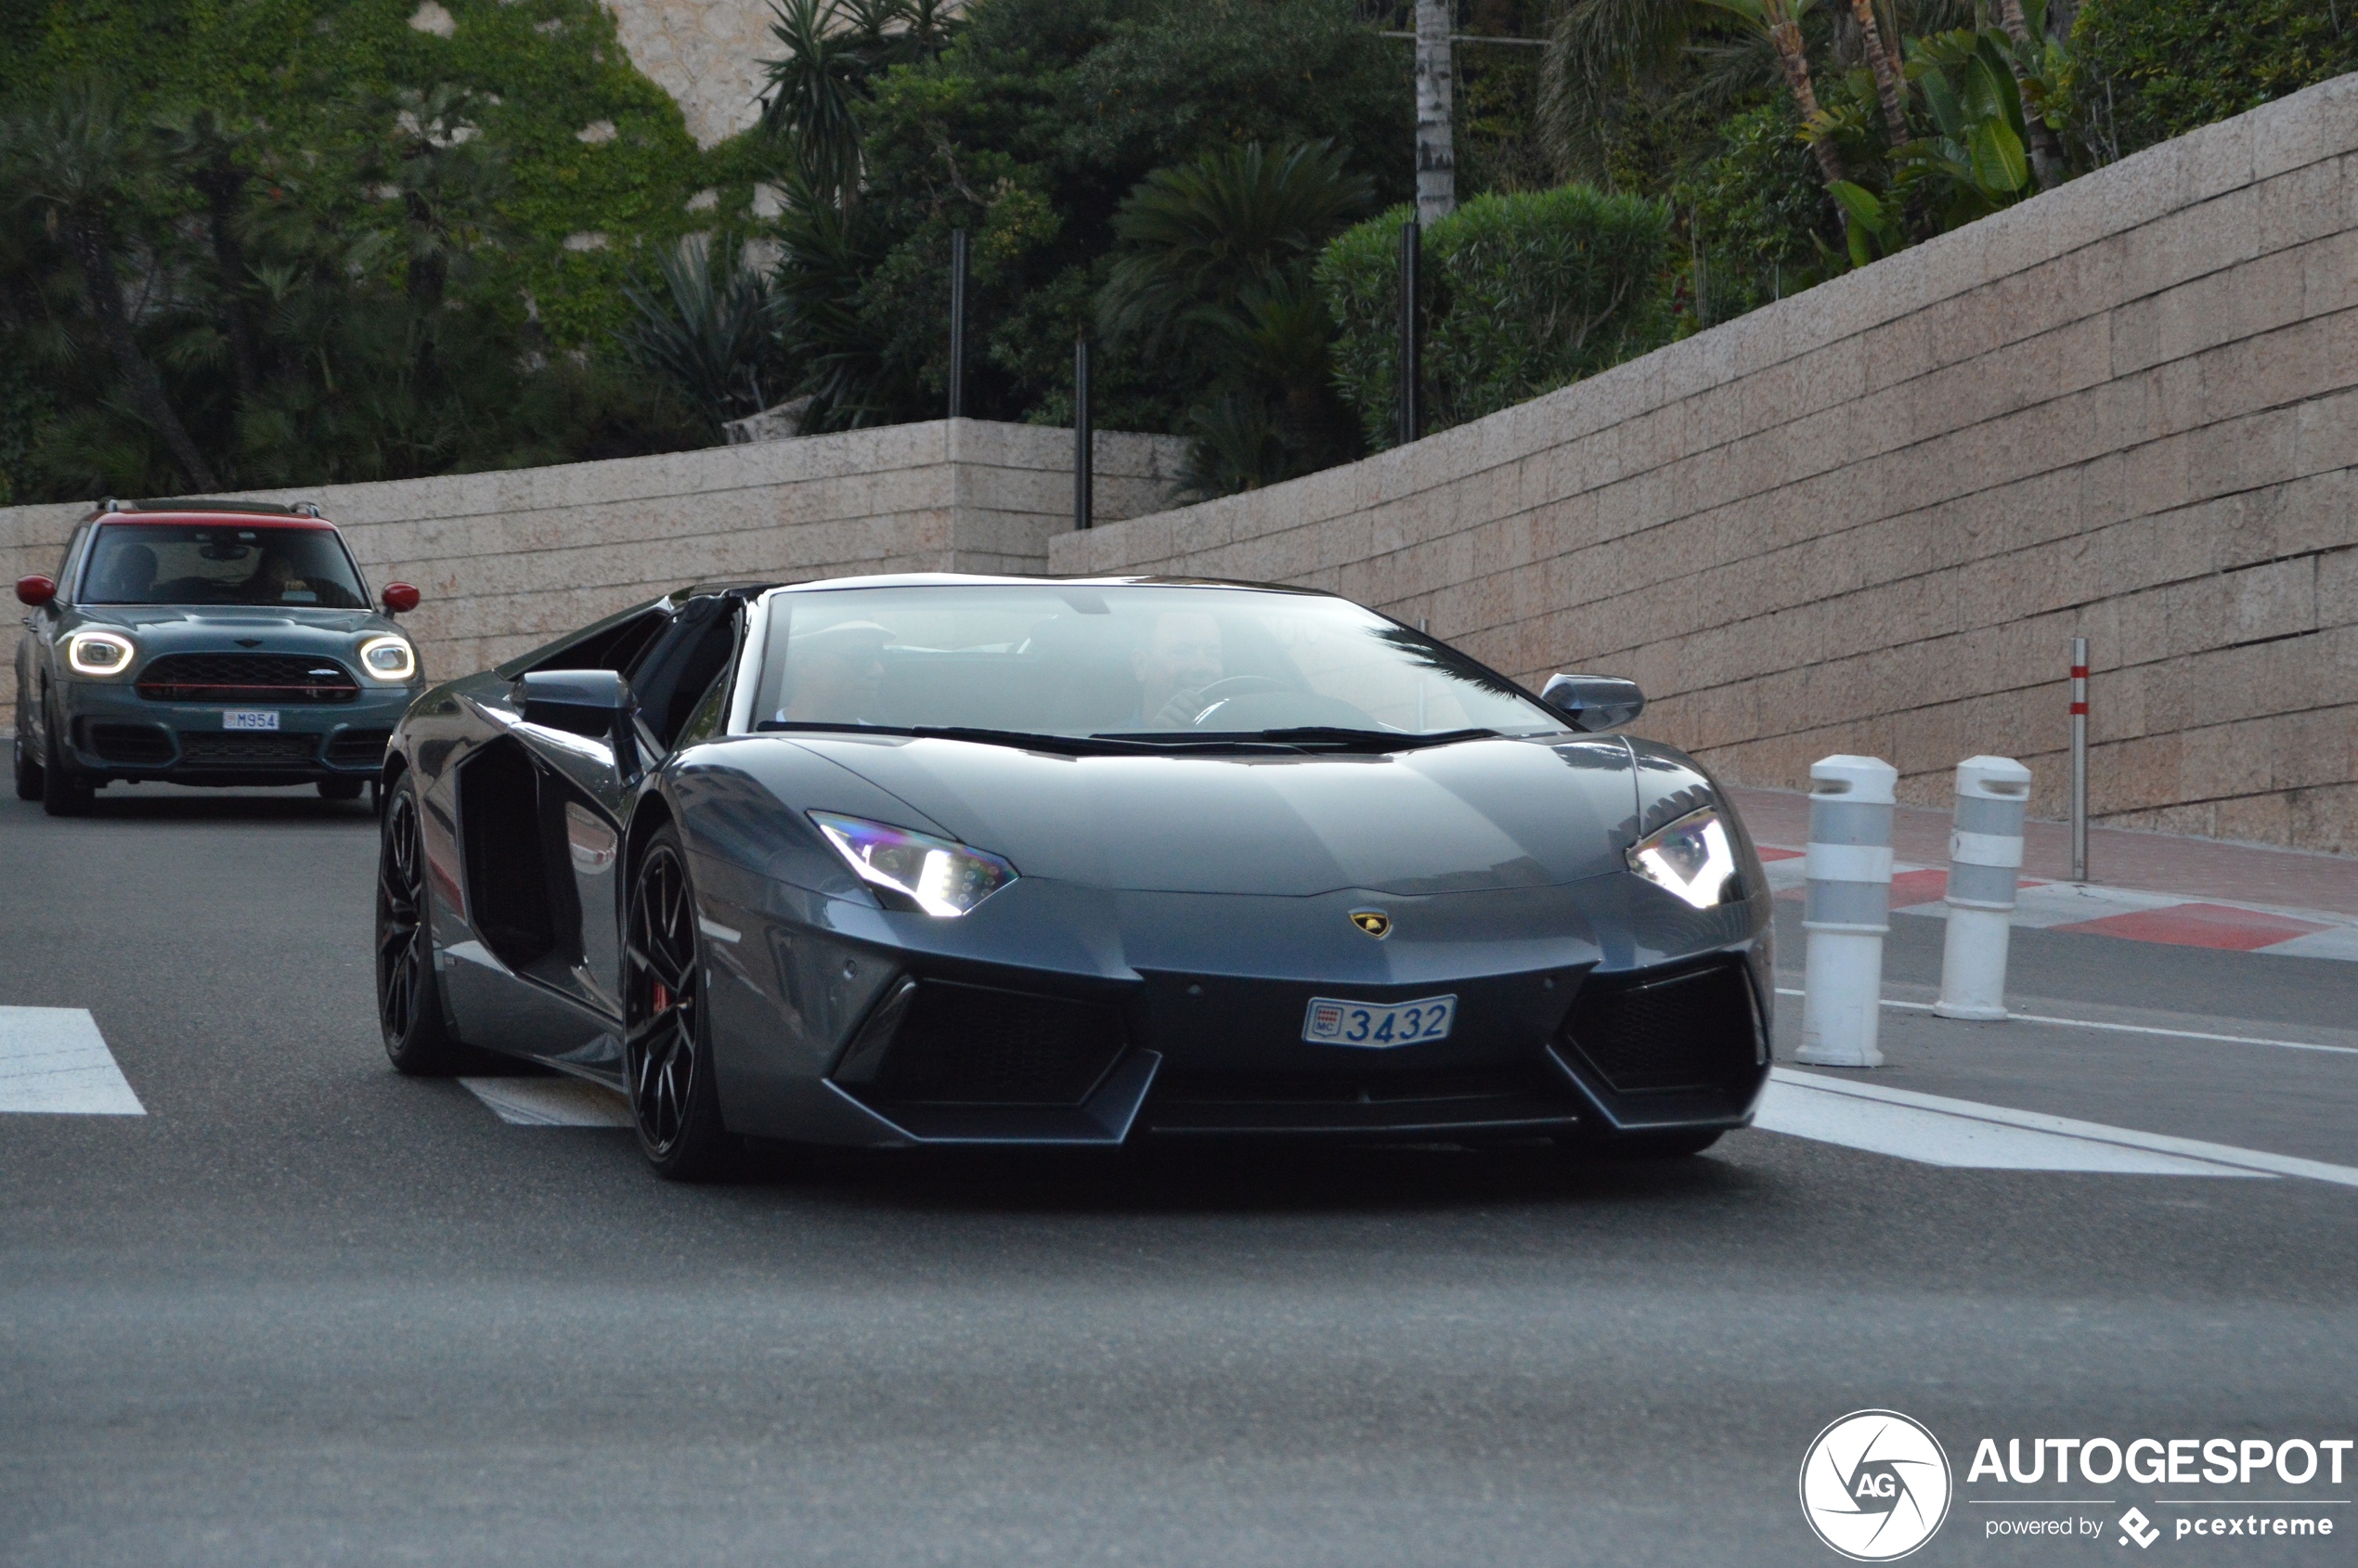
[1302,994,1456,1048]
[221,709,280,731]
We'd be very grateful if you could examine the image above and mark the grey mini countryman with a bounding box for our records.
[12,499,426,815]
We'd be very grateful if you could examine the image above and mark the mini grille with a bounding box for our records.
[84,721,175,764]
[175,731,322,765]
[865,981,1125,1106]
[325,727,393,766]
[1563,962,1761,1094]
[137,652,357,704]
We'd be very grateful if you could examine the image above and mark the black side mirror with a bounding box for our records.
[519,668,641,776]
[520,669,632,735]
[1541,673,1645,732]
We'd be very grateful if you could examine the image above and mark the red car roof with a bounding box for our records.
[93,512,339,530]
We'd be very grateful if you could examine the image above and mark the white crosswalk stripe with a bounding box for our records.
[0,1006,145,1115]
[1757,1068,2358,1185]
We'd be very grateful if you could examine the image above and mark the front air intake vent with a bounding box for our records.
[83,721,175,765]
[325,727,393,767]
[176,731,322,765]
[1561,961,1762,1094]
[138,652,358,704]
[848,981,1125,1107]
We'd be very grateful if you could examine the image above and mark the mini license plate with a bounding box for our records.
[1302,994,1456,1048]
[222,709,280,731]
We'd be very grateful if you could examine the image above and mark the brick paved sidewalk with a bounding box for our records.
[1729,784,2358,960]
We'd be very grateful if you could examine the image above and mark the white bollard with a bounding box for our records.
[1796,756,1898,1069]
[1935,755,2032,1020]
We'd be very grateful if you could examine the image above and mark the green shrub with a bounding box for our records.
[1317,186,1673,451]
[2066,0,2358,162]
[1671,100,1840,329]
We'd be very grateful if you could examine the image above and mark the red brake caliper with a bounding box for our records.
[652,980,670,1014]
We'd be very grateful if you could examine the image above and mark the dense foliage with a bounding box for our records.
[0,0,756,502]
[2066,0,2358,162]
[1320,186,1672,448]
[2,0,2349,508]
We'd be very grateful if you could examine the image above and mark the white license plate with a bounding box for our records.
[222,709,280,731]
[1302,994,1456,1048]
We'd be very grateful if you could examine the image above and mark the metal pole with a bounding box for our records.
[947,228,967,420]
[1073,333,1093,531]
[1397,219,1419,447]
[2069,635,2089,882]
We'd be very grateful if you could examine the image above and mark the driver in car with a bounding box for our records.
[1131,611,1224,730]
[772,620,892,725]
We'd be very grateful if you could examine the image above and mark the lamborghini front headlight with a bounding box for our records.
[1626,805,1742,910]
[810,811,1017,917]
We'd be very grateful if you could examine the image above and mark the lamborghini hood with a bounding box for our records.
[776,732,1649,897]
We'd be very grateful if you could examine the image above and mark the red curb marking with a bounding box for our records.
[1888,869,1949,907]
[2051,902,2331,951]
[1757,847,1805,862]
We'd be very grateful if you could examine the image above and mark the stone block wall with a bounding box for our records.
[2,420,1182,722]
[1050,76,2358,855]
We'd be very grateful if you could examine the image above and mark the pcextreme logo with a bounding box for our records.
[1800,1409,1955,1561]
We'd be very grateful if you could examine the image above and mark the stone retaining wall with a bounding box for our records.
[3,420,1182,722]
[1051,76,2358,855]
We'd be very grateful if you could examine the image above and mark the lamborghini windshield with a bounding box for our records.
[749,583,1564,742]
[79,524,370,609]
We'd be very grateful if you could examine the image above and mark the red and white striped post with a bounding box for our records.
[2069,636,2089,883]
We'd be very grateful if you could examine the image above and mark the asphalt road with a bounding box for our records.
[4,786,2356,1566]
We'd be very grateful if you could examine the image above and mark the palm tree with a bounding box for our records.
[1100,140,1373,493]
[155,106,263,404]
[1098,140,1374,350]
[1693,0,1847,186]
[2,77,219,491]
[759,0,875,205]
[1846,0,1911,147]
[618,236,787,436]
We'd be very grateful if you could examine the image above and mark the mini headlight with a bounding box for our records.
[1626,805,1742,910]
[810,811,1017,917]
[65,630,136,678]
[358,635,416,681]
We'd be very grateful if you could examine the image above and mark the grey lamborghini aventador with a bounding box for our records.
[376,575,1772,1178]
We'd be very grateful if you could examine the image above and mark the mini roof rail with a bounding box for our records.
[93,497,329,520]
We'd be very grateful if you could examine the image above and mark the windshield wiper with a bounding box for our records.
[757,720,1223,757]
[1247,725,1500,752]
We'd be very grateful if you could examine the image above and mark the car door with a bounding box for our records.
[442,594,745,1073]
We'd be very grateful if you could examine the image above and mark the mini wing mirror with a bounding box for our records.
[519,669,633,737]
[16,574,56,607]
[381,582,421,615]
[1541,672,1645,732]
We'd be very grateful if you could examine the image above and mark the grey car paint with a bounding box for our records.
[385,577,1775,1154]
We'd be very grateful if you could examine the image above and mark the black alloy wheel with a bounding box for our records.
[40,704,92,817]
[375,775,473,1073]
[11,732,41,800]
[624,826,732,1179]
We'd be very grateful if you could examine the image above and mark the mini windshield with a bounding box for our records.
[749,584,1563,742]
[79,524,369,609]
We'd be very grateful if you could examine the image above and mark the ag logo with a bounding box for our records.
[1348,909,1392,939]
[1799,1410,1952,1561]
